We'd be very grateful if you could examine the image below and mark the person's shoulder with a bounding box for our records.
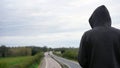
[83,29,93,36]
[111,27,120,33]
[85,29,93,34]
[111,27,120,30]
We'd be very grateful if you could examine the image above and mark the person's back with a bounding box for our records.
[78,5,120,68]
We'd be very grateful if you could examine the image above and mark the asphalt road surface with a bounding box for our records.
[40,52,61,68]
[50,52,81,68]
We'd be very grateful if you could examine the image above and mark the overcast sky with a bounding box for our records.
[0,0,120,48]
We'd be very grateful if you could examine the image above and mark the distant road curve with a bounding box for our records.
[49,52,81,68]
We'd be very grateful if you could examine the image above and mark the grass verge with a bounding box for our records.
[0,52,44,68]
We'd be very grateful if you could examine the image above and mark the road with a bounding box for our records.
[40,52,61,68]
[50,52,81,68]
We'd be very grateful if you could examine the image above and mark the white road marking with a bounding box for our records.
[45,56,48,68]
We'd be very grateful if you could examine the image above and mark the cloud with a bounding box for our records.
[0,31,83,47]
[0,0,120,47]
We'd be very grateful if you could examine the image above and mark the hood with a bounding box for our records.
[89,5,111,28]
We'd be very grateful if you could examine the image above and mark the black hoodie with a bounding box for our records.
[78,5,120,68]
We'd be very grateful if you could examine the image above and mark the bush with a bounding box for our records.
[62,50,78,60]
[54,48,78,61]
[11,52,43,68]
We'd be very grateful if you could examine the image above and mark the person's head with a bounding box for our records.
[89,5,111,28]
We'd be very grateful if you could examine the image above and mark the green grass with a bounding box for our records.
[0,52,44,68]
[0,56,33,68]
[0,56,32,64]
[29,63,39,68]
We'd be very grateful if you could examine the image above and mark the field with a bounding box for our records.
[0,52,44,68]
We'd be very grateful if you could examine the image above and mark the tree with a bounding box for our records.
[43,46,47,52]
[0,45,8,57]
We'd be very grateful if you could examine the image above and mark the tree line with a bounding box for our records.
[0,45,49,57]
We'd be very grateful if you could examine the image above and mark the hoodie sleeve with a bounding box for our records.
[78,32,88,68]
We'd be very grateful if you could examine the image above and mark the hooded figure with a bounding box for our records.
[78,5,120,68]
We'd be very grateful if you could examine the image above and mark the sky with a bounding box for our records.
[0,0,120,48]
